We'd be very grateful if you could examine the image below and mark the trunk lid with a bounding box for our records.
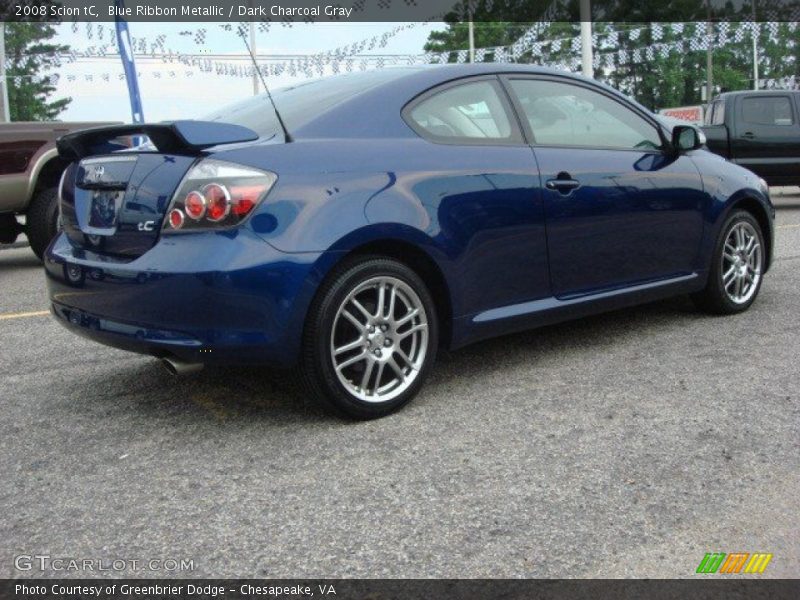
[60,153,196,257]
[56,120,260,257]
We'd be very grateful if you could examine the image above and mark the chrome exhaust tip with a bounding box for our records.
[161,357,204,376]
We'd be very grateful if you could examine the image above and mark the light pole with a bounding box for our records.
[468,11,475,63]
[0,22,10,122]
[706,1,714,102]
[250,21,258,95]
[752,1,759,90]
[579,0,593,78]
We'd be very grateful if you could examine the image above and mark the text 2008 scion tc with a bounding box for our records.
[47,65,774,419]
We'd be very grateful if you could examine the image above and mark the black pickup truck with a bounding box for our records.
[703,90,800,186]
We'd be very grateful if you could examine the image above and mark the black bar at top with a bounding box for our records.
[1,0,799,23]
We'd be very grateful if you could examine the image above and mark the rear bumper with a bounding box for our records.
[45,231,326,367]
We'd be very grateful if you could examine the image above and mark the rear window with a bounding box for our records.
[708,100,725,125]
[203,69,415,137]
[741,96,794,126]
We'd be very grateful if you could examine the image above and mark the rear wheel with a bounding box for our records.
[26,186,60,260]
[299,256,438,419]
[692,209,765,314]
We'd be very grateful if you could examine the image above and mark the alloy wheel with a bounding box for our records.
[721,221,762,305]
[330,276,429,403]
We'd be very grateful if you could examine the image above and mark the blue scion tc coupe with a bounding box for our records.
[47,65,774,419]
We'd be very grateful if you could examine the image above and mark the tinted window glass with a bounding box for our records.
[203,69,415,137]
[408,80,514,141]
[741,96,794,126]
[510,79,663,150]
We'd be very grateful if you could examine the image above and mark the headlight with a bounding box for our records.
[162,159,277,232]
[758,177,769,194]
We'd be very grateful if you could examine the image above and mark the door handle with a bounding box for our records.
[741,131,756,139]
[546,178,580,193]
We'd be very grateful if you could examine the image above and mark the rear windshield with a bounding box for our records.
[203,69,415,138]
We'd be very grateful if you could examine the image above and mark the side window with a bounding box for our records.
[711,100,726,125]
[509,79,663,150]
[741,96,794,126]
[406,80,517,143]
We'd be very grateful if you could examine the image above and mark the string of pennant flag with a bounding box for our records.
[12,20,800,89]
[13,70,797,91]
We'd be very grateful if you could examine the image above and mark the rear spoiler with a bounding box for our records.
[56,120,260,161]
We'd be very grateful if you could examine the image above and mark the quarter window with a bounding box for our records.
[509,79,663,150]
[407,80,516,142]
[710,100,726,125]
[741,96,794,126]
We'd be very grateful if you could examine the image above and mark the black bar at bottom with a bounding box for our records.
[2,579,800,600]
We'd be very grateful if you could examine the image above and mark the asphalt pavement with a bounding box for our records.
[1,191,799,578]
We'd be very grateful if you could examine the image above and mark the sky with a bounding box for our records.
[51,22,442,123]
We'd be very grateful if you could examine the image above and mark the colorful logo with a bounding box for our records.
[696,552,773,574]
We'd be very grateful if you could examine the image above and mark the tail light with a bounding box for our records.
[163,159,277,232]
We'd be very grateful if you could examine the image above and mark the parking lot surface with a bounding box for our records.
[1,191,799,578]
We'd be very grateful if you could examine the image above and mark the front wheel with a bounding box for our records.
[692,209,766,314]
[299,256,438,419]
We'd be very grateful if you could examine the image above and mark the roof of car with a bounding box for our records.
[291,64,655,140]
[275,63,592,96]
[715,89,800,99]
[347,62,592,83]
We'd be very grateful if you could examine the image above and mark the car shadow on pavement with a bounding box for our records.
[428,294,701,389]
[0,250,42,269]
[108,361,330,425]
[0,242,43,271]
[70,294,705,427]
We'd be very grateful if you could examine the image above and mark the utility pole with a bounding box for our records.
[706,1,714,102]
[250,21,258,95]
[0,22,10,122]
[579,0,593,78]
[468,10,475,63]
[752,1,759,90]
[247,0,258,95]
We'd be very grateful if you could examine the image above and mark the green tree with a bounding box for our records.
[425,17,797,110]
[757,21,800,82]
[5,22,71,121]
[424,21,520,58]
[423,1,564,60]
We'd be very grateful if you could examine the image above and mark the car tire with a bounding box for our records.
[299,255,438,419]
[691,209,766,315]
[26,186,60,261]
[0,213,21,244]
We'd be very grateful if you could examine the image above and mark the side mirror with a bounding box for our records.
[672,125,705,152]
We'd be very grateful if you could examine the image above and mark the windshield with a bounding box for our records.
[203,69,416,139]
